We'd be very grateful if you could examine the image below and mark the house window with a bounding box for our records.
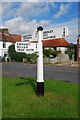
[53,35,56,38]
[3,42,6,48]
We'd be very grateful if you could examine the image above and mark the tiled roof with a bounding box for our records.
[0,33,21,42]
[42,38,70,47]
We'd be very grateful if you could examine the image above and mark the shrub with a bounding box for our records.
[8,45,38,63]
[65,44,75,60]
[8,45,26,62]
[26,53,38,63]
[43,48,53,58]
[15,52,26,62]
[43,48,61,58]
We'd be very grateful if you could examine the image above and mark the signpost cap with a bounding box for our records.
[37,26,43,31]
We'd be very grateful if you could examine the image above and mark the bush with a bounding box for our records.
[8,45,26,62]
[26,53,38,63]
[65,44,75,60]
[8,45,38,63]
[15,52,26,62]
[53,49,61,58]
[43,48,61,58]
[43,54,47,58]
[8,45,16,61]
[43,48,53,58]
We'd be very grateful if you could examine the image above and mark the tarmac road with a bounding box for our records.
[2,62,79,84]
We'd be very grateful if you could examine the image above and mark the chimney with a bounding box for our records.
[2,28,9,34]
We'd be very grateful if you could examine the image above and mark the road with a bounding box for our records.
[1,62,79,84]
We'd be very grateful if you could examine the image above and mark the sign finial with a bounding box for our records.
[37,26,43,31]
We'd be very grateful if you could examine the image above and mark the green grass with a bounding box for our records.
[0,77,2,120]
[2,77,79,118]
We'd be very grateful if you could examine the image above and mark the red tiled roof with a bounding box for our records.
[0,33,21,42]
[42,38,70,47]
[9,34,21,42]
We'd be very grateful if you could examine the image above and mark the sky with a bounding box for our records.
[0,1,79,43]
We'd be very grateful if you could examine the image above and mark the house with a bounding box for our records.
[0,26,69,62]
[0,27,21,60]
[76,34,80,60]
[42,38,70,53]
[32,38,70,54]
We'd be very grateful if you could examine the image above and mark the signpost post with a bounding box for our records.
[36,26,44,96]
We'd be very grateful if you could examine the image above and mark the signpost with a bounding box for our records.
[15,42,38,54]
[15,26,68,97]
[15,26,44,96]
[22,33,37,42]
[22,27,68,42]
[36,26,44,96]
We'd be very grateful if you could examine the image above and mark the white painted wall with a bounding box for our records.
[0,41,13,58]
[0,41,2,57]
[44,47,67,53]
[57,47,67,53]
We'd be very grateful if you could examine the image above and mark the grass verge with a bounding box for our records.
[0,77,2,119]
[2,77,79,118]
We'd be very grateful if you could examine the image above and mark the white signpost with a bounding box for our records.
[15,42,38,54]
[15,26,68,96]
[22,33,37,42]
[15,26,44,96]
[22,27,68,42]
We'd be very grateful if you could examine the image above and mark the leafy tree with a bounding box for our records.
[15,52,26,62]
[26,53,38,63]
[8,45,38,63]
[8,45,15,53]
[43,48,61,58]
[8,45,16,61]
[65,44,75,60]
[43,48,53,58]
[8,45,26,62]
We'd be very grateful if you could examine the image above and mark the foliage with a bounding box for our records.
[52,49,61,58]
[57,49,62,55]
[8,45,16,61]
[8,45,26,62]
[8,44,16,53]
[43,48,53,58]
[8,45,38,63]
[26,53,38,63]
[15,52,26,62]
[43,48,61,58]
[43,54,47,58]
[65,44,75,60]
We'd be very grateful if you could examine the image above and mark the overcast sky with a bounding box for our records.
[0,1,79,43]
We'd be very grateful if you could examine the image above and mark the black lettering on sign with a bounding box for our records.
[26,49,34,51]
[17,48,25,51]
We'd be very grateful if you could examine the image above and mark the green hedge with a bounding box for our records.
[43,48,61,58]
[8,45,38,63]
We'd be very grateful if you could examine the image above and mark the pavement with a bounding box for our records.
[53,61,79,67]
